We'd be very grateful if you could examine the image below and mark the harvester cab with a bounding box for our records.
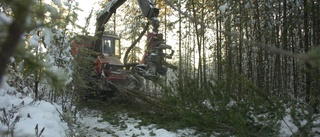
[94,33,126,84]
[101,33,121,58]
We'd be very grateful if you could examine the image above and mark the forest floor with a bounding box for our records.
[76,100,202,137]
[74,99,320,137]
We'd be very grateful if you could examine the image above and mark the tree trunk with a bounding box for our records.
[201,0,206,84]
[304,0,311,104]
[191,0,202,85]
[238,0,243,95]
[282,0,289,95]
[253,0,264,92]
[215,0,222,80]
[178,0,183,85]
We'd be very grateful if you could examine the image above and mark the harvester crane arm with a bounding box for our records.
[93,0,160,52]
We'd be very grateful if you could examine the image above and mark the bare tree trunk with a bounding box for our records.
[282,0,289,95]
[191,0,202,85]
[311,0,319,113]
[253,0,264,92]
[178,0,182,85]
[215,0,222,80]
[274,1,282,96]
[304,0,311,104]
[201,0,206,84]
[238,0,243,95]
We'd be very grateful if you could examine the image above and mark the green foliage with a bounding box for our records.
[84,72,286,136]
[1,0,81,103]
[3,0,34,22]
[305,45,320,67]
[72,44,99,99]
[13,40,67,92]
[13,42,46,76]
[289,102,320,137]
[158,74,285,136]
[43,66,67,91]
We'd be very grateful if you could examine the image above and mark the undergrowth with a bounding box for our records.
[76,73,320,136]
[155,78,276,136]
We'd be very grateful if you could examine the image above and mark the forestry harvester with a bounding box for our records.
[71,0,175,99]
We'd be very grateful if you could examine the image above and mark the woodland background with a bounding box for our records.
[1,0,320,136]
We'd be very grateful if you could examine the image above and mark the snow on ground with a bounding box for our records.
[77,108,199,137]
[279,113,299,136]
[0,80,68,137]
[1,75,319,137]
[0,75,200,137]
[279,108,320,137]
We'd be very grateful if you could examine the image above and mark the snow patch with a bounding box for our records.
[202,100,213,109]
[0,81,68,137]
[279,111,298,136]
[0,12,12,25]
[14,100,68,137]
[9,57,15,63]
[219,3,228,14]
[63,1,70,6]
[245,2,251,9]
[52,0,62,6]
[0,76,16,95]
[78,109,199,137]
[65,77,73,85]
[28,35,40,47]
[41,27,54,48]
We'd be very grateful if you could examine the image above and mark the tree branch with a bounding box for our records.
[0,1,32,85]
[123,22,150,65]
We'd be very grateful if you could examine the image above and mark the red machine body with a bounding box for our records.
[71,33,128,88]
